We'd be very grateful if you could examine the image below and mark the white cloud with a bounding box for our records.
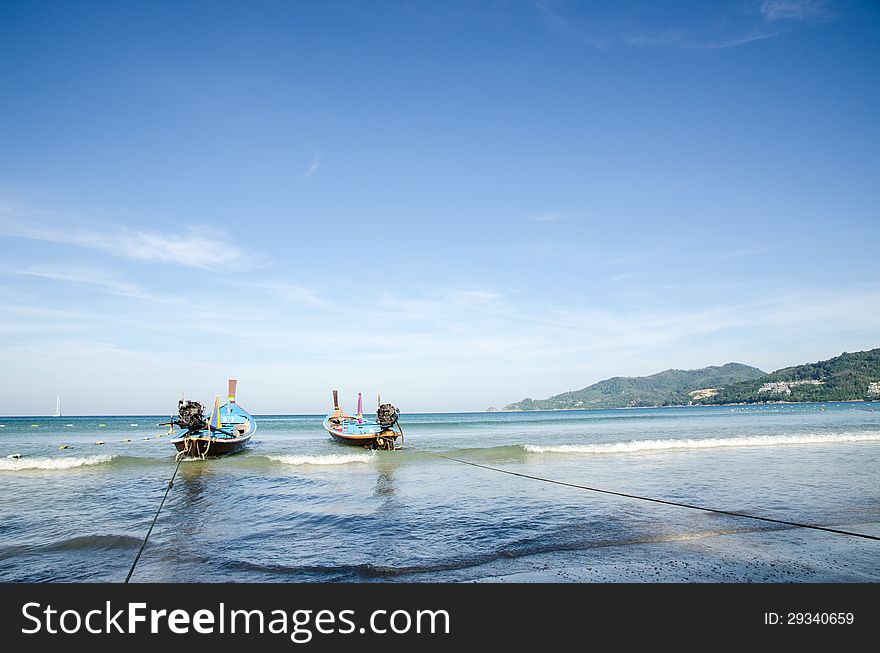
[0,210,255,270]
[0,262,284,343]
[2,222,877,411]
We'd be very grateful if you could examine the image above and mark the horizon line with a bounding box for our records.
[2,400,876,419]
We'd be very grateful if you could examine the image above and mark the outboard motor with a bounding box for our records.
[177,400,207,432]
[376,403,400,431]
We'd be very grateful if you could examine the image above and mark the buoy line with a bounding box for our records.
[414,449,880,542]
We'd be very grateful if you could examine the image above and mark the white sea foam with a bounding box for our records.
[268,453,374,466]
[0,454,115,471]
[524,432,880,455]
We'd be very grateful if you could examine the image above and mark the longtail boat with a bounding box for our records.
[322,390,402,450]
[166,380,256,459]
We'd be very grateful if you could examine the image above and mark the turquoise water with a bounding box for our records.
[1,403,878,582]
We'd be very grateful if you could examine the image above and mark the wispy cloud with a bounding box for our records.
[760,0,833,21]
[3,271,878,411]
[370,287,506,324]
[623,24,782,51]
[690,31,783,50]
[447,289,502,304]
[535,0,837,51]
[623,30,686,48]
[243,280,325,306]
[0,209,257,270]
[0,264,185,305]
[531,0,613,49]
[717,245,780,260]
[0,262,286,345]
[526,211,563,222]
[0,303,99,337]
[237,281,880,408]
[305,152,321,178]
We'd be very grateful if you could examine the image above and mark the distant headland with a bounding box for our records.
[499,348,880,411]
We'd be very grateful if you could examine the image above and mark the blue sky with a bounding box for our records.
[1,0,878,414]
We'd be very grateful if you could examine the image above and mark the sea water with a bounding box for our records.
[1,403,878,582]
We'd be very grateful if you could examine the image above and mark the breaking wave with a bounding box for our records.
[0,455,115,471]
[267,453,375,466]
[524,432,880,455]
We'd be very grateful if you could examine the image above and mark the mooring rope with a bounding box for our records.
[415,449,880,542]
[124,455,184,583]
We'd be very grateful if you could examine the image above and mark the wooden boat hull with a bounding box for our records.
[328,430,400,449]
[170,393,256,458]
[171,434,252,458]
[322,415,399,449]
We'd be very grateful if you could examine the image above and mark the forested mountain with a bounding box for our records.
[693,349,880,405]
[504,363,765,410]
[502,348,880,410]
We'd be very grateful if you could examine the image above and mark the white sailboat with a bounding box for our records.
[52,395,62,417]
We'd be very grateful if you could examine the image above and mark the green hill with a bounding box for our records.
[504,363,766,411]
[693,348,880,405]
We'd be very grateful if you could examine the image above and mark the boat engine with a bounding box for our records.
[177,400,207,432]
[376,403,400,430]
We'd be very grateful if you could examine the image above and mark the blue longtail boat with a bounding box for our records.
[322,390,402,450]
[167,379,256,459]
